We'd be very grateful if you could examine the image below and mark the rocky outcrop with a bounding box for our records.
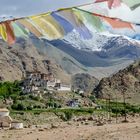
[94,60,140,101]
[72,73,99,94]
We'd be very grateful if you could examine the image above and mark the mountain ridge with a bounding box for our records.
[0,38,70,83]
[0,31,140,82]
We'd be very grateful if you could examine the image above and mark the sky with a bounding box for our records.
[0,0,140,24]
[0,0,92,18]
[0,0,140,41]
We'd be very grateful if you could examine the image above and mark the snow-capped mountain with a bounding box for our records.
[5,27,139,80]
[62,30,110,52]
[46,30,140,68]
[62,29,140,53]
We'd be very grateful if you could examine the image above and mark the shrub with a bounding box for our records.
[11,104,17,110]
[37,105,41,109]
[61,111,73,121]
[29,95,40,101]
[0,96,4,99]
[10,94,18,100]
[11,103,26,111]
[27,106,33,110]
[120,109,129,116]
[111,108,122,114]
[17,103,25,110]
[89,95,96,102]
[0,81,22,98]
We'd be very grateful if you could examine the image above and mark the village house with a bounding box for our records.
[47,81,57,90]
[67,99,79,107]
[22,71,71,94]
[47,79,71,91]
[79,90,84,95]
[11,120,23,129]
[22,71,55,94]
[57,84,71,91]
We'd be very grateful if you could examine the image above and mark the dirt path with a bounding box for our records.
[0,120,140,140]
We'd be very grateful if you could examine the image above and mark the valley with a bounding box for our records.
[0,33,140,140]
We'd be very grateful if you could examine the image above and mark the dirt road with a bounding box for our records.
[0,119,140,140]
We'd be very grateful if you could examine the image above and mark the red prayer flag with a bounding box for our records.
[5,21,16,45]
[93,13,133,29]
[95,0,121,9]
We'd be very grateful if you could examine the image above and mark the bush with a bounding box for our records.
[0,96,4,99]
[120,109,129,116]
[53,103,57,108]
[29,95,40,101]
[18,96,26,100]
[89,95,96,102]
[10,94,18,100]
[27,106,33,110]
[17,103,25,110]
[61,111,73,121]
[11,104,17,110]
[46,101,61,108]
[11,103,26,111]
[111,108,122,114]
[58,105,62,108]
[0,81,22,98]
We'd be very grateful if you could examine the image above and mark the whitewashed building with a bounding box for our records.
[57,84,71,91]
[11,121,23,129]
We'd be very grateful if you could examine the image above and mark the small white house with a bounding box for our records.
[0,108,9,117]
[11,121,23,129]
[32,86,39,91]
[79,90,84,94]
[57,84,71,91]
[47,81,56,89]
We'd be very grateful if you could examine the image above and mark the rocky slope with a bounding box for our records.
[0,38,70,83]
[94,60,140,104]
[71,73,99,94]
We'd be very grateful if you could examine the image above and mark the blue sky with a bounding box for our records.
[0,0,92,18]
